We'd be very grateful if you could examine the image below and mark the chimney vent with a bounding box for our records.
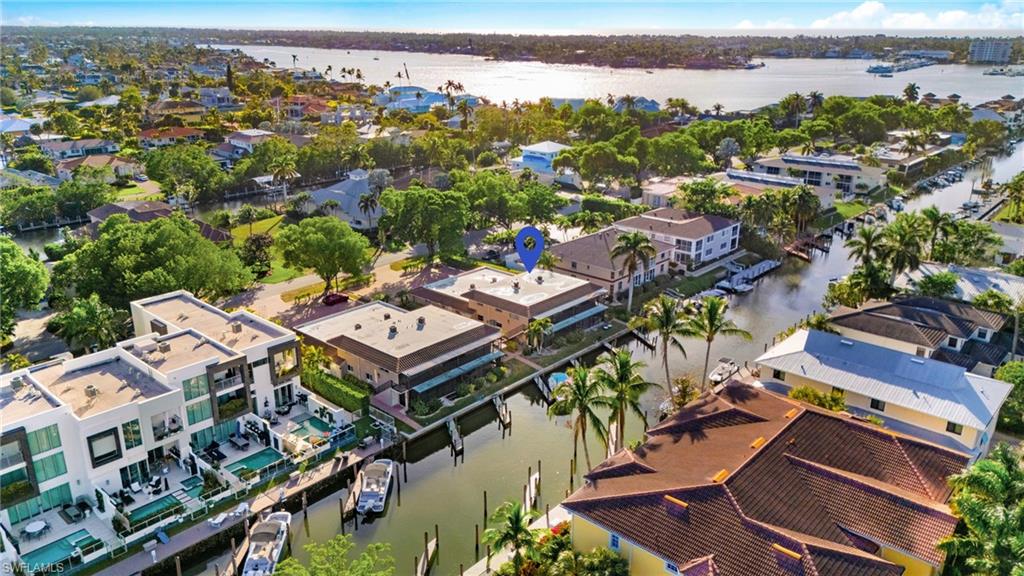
[158,341,171,353]
[231,321,243,333]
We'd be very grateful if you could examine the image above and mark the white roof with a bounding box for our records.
[522,141,570,154]
[756,329,1012,430]
[894,262,1024,303]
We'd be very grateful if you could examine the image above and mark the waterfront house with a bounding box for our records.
[508,141,582,189]
[752,154,886,197]
[894,262,1024,303]
[225,129,276,154]
[0,168,62,190]
[756,329,1011,456]
[55,154,142,182]
[563,381,970,576]
[612,96,660,113]
[412,268,607,341]
[0,113,47,137]
[549,228,673,302]
[988,221,1024,264]
[873,131,960,178]
[613,207,740,271]
[75,201,230,243]
[145,99,206,123]
[40,138,120,161]
[642,171,837,211]
[138,127,205,149]
[296,302,502,410]
[828,297,1010,376]
[305,169,382,230]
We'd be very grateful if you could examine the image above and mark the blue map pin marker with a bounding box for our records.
[515,226,545,273]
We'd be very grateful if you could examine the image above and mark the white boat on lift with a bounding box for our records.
[708,358,740,384]
[356,459,394,515]
[242,512,292,576]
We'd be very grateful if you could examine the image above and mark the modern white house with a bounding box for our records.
[0,291,353,574]
[306,169,383,230]
[756,329,1012,457]
[614,207,741,270]
[752,154,886,197]
[224,129,276,154]
[508,141,581,188]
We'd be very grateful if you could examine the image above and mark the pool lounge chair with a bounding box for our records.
[130,482,143,494]
[208,513,228,528]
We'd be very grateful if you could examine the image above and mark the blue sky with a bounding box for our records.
[4,1,1023,33]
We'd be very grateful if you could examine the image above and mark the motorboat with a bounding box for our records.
[356,459,394,514]
[962,201,981,211]
[732,283,754,294]
[708,358,740,384]
[242,512,291,576]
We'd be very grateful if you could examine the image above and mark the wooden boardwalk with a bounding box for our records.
[414,537,438,576]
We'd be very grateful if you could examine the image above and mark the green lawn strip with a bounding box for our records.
[279,273,374,302]
[531,321,627,367]
[230,216,307,284]
[409,359,533,427]
[389,254,516,274]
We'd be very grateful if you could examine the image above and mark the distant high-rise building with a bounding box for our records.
[969,39,1012,64]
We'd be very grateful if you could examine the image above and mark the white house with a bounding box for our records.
[752,154,886,197]
[225,129,275,154]
[508,141,581,188]
[614,207,741,270]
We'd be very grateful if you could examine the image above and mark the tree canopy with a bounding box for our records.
[0,237,48,341]
[276,216,371,294]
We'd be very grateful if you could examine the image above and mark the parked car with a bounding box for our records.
[482,249,501,261]
[134,174,149,182]
[323,293,349,306]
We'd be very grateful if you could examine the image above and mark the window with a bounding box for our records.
[947,337,959,348]
[732,226,739,237]
[33,452,67,483]
[186,400,214,425]
[870,398,886,412]
[26,425,61,456]
[772,369,786,381]
[251,357,269,369]
[665,562,680,574]
[946,421,964,435]
[915,347,927,357]
[766,166,780,175]
[633,273,643,287]
[609,533,620,551]
[730,238,738,250]
[122,420,143,450]
[720,242,727,250]
[704,248,712,256]
[182,375,209,401]
[695,239,703,251]
[570,261,577,269]
[87,429,122,468]
[977,328,989,340]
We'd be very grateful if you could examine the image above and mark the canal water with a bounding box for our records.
[214,44,1024,111]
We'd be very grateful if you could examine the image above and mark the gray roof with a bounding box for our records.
[307,171,380,227]
[756,329,1012,431]
[988,221,1024,256]
[895,262,1024,303]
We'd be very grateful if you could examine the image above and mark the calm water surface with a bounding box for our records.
[214,44,1024,109]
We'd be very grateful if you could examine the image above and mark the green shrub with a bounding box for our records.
[788,385,846,412]
[302,369,371,414]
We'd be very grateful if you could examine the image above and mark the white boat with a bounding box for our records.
[962,201,981,211]
[356,459,394,514]
[708,358,740,384]
[242,512,291,576]
[732,283,754,293]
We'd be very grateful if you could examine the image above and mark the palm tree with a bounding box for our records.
[482,501,537,576]
[547,366,608,470]
[791,185,822,232]
[235,203,261,235]
[175,181,200,214]
[610,231,656,314]
[711,103,724,117]
[680,296,752,391]
[903,82,920,103]
[630,295,689,407]
[845,225,886,268]
[290,54,298,68]
[938,443,1024,575]
[320,198,340,217]
[526,317,552,352]
[1003,173,1024,223]
[268,157,299,197]
[920,205,955,255]
[537,251,559,271]
[807,91,825,113]
[592,348,653,453]
[54,294,126,352]
[881,214,927,284]
[358,193,378,228]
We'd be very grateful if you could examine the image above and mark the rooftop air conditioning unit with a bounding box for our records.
[158,341,171,353]
[231,321,243,334]
[354,323,361,330]
[85,384,99,397]
[536,276,544,284]
[470,283,476,290]
[512,280,520,290]
[389,325,398,335]
[417,316,426,326]
[383,313,391,320]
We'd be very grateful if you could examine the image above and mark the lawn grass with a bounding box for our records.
[531,321,626,367]
[389,254,516,274]
[279,273,375,303]
[994,203,1019,223]
[670,270,723,298]
[230,215,306,284]
[113,183,162,201]
[409,359,534,427]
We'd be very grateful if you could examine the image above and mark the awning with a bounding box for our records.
[546,305,607,334]
[411,351,504,394]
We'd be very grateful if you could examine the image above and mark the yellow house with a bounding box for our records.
[755,329,1011,458]
[561,382,970,576]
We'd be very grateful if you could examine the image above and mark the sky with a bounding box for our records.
[3,0,1023,34]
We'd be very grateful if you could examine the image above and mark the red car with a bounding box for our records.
[323,293,349,306]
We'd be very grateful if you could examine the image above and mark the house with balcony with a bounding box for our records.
[755,329,1012,457]
[224,129,275,154]
[508,141,582,188]
[297,302,502,410]
[321,104,371,126]
[39,139,120,161]
[549,228,674,302]
[412,268,607,342]
[562,381,971,576]
[613,207,740,271]
[752,154,886,197]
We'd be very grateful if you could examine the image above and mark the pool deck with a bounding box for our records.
[93,441,388,576]
[13,510,117,570]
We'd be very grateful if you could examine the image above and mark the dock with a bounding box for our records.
[415,537,438,576]
[463,507,572,576]
[343,467,364,518]
[447,419,464,455]
[524,472,541,509]
[533,375,553,404]
[493,396,511,429]
[630,330,655,350]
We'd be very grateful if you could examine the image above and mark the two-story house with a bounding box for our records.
[614,207,740,270]
[40,138,120,161]
[549,228,674,301]
[508,141,581,188]
[138,127,206,149]
[752,154,886,197]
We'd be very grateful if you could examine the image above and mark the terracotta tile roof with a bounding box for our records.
[563,383,968,575]
[616,207,737,240]
[138,126,205,139]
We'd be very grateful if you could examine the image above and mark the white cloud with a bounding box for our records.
[16,15,58,26]
[734,17,797,30]
[809,0,1024,29]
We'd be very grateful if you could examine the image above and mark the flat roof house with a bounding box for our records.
[829,297,1011,376]
[549,228,674,302]
[752,153,886,197]
[412,268,606,341]
[563,381,970,576]
[756,329,1011,456]
[297,302,502,409]
[614,207,740,271]
[894,262,1024,303]
[508,141,582,189]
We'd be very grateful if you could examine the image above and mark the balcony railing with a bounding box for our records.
[0,453,25,470]
[152,424,183,441]
[212,375,244,392]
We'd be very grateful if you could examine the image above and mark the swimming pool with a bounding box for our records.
[20,529,99,569]
[549,372,569,386]
[290,415,332,440]
[127,494,183,524]
[225,447,283,477]
[181,476,204,499]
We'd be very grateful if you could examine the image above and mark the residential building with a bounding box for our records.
[969,39,1012,64]
[75,201,230,243]
[614,207,740,270]
[355,124,412,146]
[508,141,582,188]
[297,302,502,409]
[39,139,120,161]
[898,49,954,61]
[208,142,248,169]
[321,104,371,126]
[829,297,1010,376]
[714,169,835,210]
[305,169,382,230]
[76,95,121,109]
[0,113,46,137]
[894,262,1024,303]
[612,96,660,113]
[988,221,1024,264]
[225,129,275,154]
[273,95,331,120]
[145,99,206,123]
[549,228,674,301]
[874,130,961,178]
[55,155,142,182]
[180,87,239,110]
[412,268,606,340]
[138,127,206,149]
[752,154,886,197]
[564,381,971,576]
[639,176,684,208]
[0,168,61,190]
[756,329,1012,456]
